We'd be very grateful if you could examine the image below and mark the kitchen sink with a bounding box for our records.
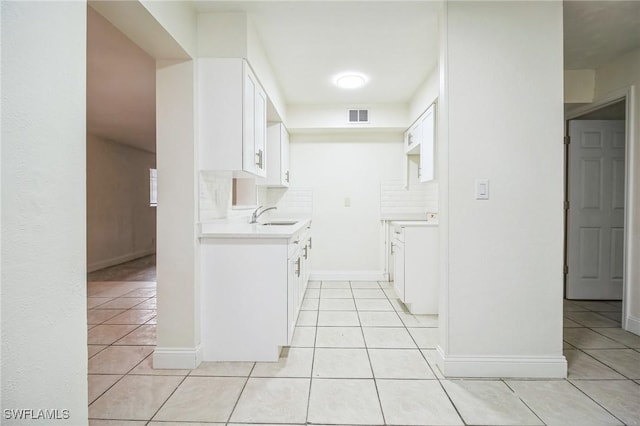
[260,221,298,226]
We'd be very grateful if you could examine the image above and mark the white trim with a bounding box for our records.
[310,270,388,281]
[565,87,630,120]
[626,314,640,335]
[565,85,636,332]
[436,345,567,379]
[153,346,203,369]
[88,248,156,272]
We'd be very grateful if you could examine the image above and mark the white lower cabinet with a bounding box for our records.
[201,223,312,362]
[391,222,438,314]
[392,234,406,301]
[287,226,312,342]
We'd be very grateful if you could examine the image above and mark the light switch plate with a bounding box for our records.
[344,197,351,207]
[475,179,489,200]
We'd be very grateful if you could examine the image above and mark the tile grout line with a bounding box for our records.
[144,373,190,424]
[382,280,468,425]
[304,280,321,425]
[588,325,636,350]
[225,363,257,424]
[565,376,629,425]
[353,280,387,426]
[573,347,636,381]
[501,379,547,426]
[87,281,160,419]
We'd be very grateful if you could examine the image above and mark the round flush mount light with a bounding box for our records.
[334,72,367,89]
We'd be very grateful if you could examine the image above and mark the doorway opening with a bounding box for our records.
[564,97,631,338]
[86,5,157,281]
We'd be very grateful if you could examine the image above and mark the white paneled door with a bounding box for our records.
[567,120,625,300]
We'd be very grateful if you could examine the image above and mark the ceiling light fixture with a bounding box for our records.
[334,72,367,89]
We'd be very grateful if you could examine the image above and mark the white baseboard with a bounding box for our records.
[153,346,203,369]
[310,270,388,281]
[625,314,640,335]
[88,249,155,272]
[435,345,567,378]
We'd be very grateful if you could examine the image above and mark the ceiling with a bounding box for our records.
[564,0,640,69]
[193,1,440,105]
[87,6,156,153]
[87,1,640,153]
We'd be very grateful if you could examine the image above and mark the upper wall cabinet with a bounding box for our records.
[419,104,435,182]
[258,122,290,187]
[405,118,422,155]
[403,103,436,184]
[198,58,267,178]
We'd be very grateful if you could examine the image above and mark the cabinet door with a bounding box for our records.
[392,241,405,301]
[419,105,435,182]
[254,83,267,178]
[281,125,290,186]
[287,255,298,344]
[243,69,258,175]
[405,121,422,154]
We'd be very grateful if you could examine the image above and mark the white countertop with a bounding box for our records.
[200,217,312,239]
[390,220,439,227]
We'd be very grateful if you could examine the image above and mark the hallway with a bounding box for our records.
[86,266,640,425]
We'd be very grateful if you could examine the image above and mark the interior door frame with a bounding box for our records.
[565,85,636,331]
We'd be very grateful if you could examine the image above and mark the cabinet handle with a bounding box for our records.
[295,257,301,277]
[309,237,312,249]
[255,149,264,168]
[408,133,413,145]
[285,170,290,182]
[303,245,308,259]
[391,243,395,255]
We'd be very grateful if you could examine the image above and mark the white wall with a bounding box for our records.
[409,66,439,124]
[86,134,156,271]
[1,2,88,423]
[287,104,408,132]
[89,0,194,60]
[197,13,247,58]
[437,1,566,378]
[154,60,201,368]
[594,48,640,334]
[289,133,403,279]
[140,0,198,57]
[197,12,288,123]
[247,18,287,123]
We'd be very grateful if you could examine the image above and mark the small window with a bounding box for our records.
[149,168,157,207]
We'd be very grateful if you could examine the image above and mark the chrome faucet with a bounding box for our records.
[250,205,277,224]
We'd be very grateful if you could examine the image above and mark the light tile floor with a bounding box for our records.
[88,276,640,425]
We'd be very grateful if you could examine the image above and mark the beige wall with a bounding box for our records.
[86,134,156,271]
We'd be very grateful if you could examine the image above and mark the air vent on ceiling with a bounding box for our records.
[347,109,369,124]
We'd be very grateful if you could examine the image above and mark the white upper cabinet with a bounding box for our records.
[405,119,422,155]
[198,58,267,178]
[419,104,435,182]
[259,122,290,187]
[403,103,436,185]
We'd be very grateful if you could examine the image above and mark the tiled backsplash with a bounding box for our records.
[380,179,438,220]
[199,171,232,221]
[260,187,314,217]
[200,171,313,222]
